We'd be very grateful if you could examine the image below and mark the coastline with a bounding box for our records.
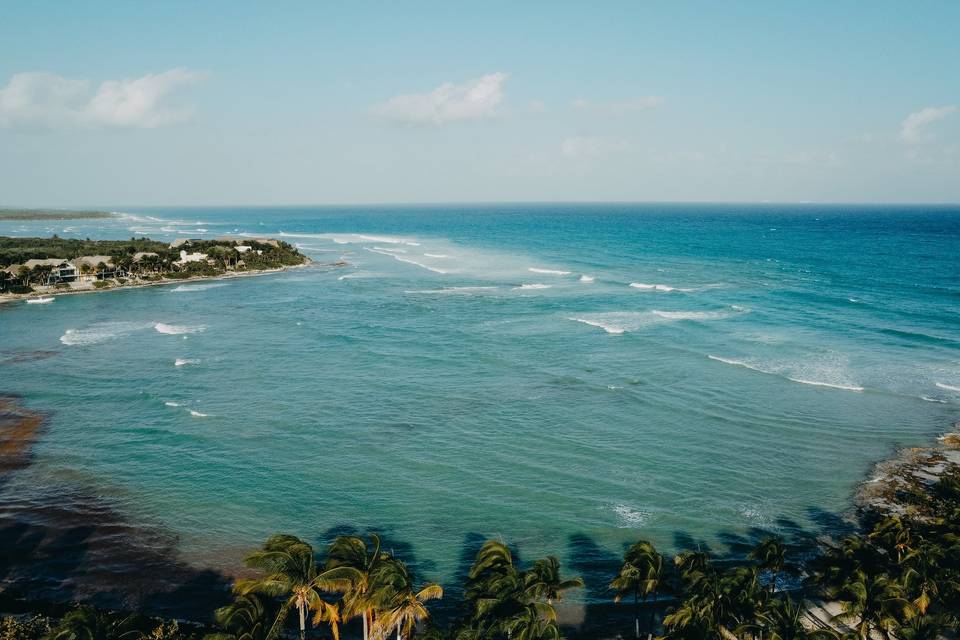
[0,258,319,305]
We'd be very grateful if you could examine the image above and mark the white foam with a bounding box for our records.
[392,256,447,274]
[786,378,864,392]
[189,410,208,418]
[364,247,448,274]
[936,382,960,392]
[172,283,227,292]
[579,275,595,283]
[528,267,571,275]
[405,286,498,295]
[358,234,420,246]
[568,317,626,334]
[921,396,947,404]
[651,310,727,321]
[175,358,200,367]
[708,354,864,392]
[155,323,206,335]
[372,246,407,254]
[611,504,650,528]
[630,282,696,292]
[164,401,181,407]
[424,253,449,258]
[708,355,761,371]
[515,284,552,290]
[59,321,152,346]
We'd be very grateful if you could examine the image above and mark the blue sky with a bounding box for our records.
[1,1,958,206]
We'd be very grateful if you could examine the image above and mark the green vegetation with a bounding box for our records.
[1,466,958,640]
[0,209,113,221]
[0,236,307,293]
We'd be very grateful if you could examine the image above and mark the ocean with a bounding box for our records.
[1,203,958,616]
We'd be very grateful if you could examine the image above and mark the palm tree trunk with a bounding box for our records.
[634,588,639,639]
[647,591,655,640]
[299,601,306,640]
[362,609,369,640]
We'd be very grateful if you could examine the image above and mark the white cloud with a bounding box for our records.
[560,136,628,159]
[900,105,957,144]
[0,68,208,129]
[373,72,507,124]
[572,97,664,114]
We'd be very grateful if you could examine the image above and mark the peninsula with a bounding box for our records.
[0,235,310,300]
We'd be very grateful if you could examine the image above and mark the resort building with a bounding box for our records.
[169,238,203,249]
[174,249,208,267]
[72,255,121,280]
[3,258,77,285]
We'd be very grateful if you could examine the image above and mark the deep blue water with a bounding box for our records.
[1,203,958,606]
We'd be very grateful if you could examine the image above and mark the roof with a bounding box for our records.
[23,258,73,268]
[170,238,202,248]
[73,255,115,268]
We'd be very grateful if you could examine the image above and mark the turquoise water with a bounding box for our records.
[1,204,959,604]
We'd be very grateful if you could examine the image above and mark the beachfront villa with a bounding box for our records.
[2,258,77,285]
[174,249,209,267]
[72,255,121,280]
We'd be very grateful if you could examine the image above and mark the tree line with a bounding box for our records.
[2,466,957,640]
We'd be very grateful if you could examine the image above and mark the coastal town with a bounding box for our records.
[0,235,309,298]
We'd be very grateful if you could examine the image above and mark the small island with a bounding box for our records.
[0,208,115,221]
[0,235,311,299]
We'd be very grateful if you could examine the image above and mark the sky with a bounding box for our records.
[1,1,959,207]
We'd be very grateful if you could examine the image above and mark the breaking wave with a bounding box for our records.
[528,268,571,275]
[60,321,153,346]
[935,382,960,392]
[708,355,864,392]
[172,283,227,292]
[174,358,200,367]
[155,323,206,335]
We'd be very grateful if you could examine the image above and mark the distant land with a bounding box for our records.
[0,208,114,221]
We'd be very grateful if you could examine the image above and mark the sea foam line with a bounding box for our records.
[155,323,206,335]
[630,282,694,292]
[528,267,571,275]
[936,382,960,392]
[568,317,626,335]
[707,355,864,392]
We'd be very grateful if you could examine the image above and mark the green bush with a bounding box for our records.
[8,284,33,294]
[93,280,111,289]
[0,615,52,640]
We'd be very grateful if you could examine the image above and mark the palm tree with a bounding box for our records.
[501,604,560,640]
[757,595,837,640]
[610,540,663,639]
[832,570,907,640]
[372,558,443,640]
[750,536,787,595]
[464,540,526,637]
[523,556,583,605]
[870,517,913,563]
[207,594,271,640]
[326,533,389,640]
[237,534,358,640]
[46,605,140,640]
[901,544,943,616]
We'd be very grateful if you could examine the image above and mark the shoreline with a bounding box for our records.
[0,258,319,305]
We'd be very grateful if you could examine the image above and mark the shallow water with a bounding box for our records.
[1,203,959,606]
